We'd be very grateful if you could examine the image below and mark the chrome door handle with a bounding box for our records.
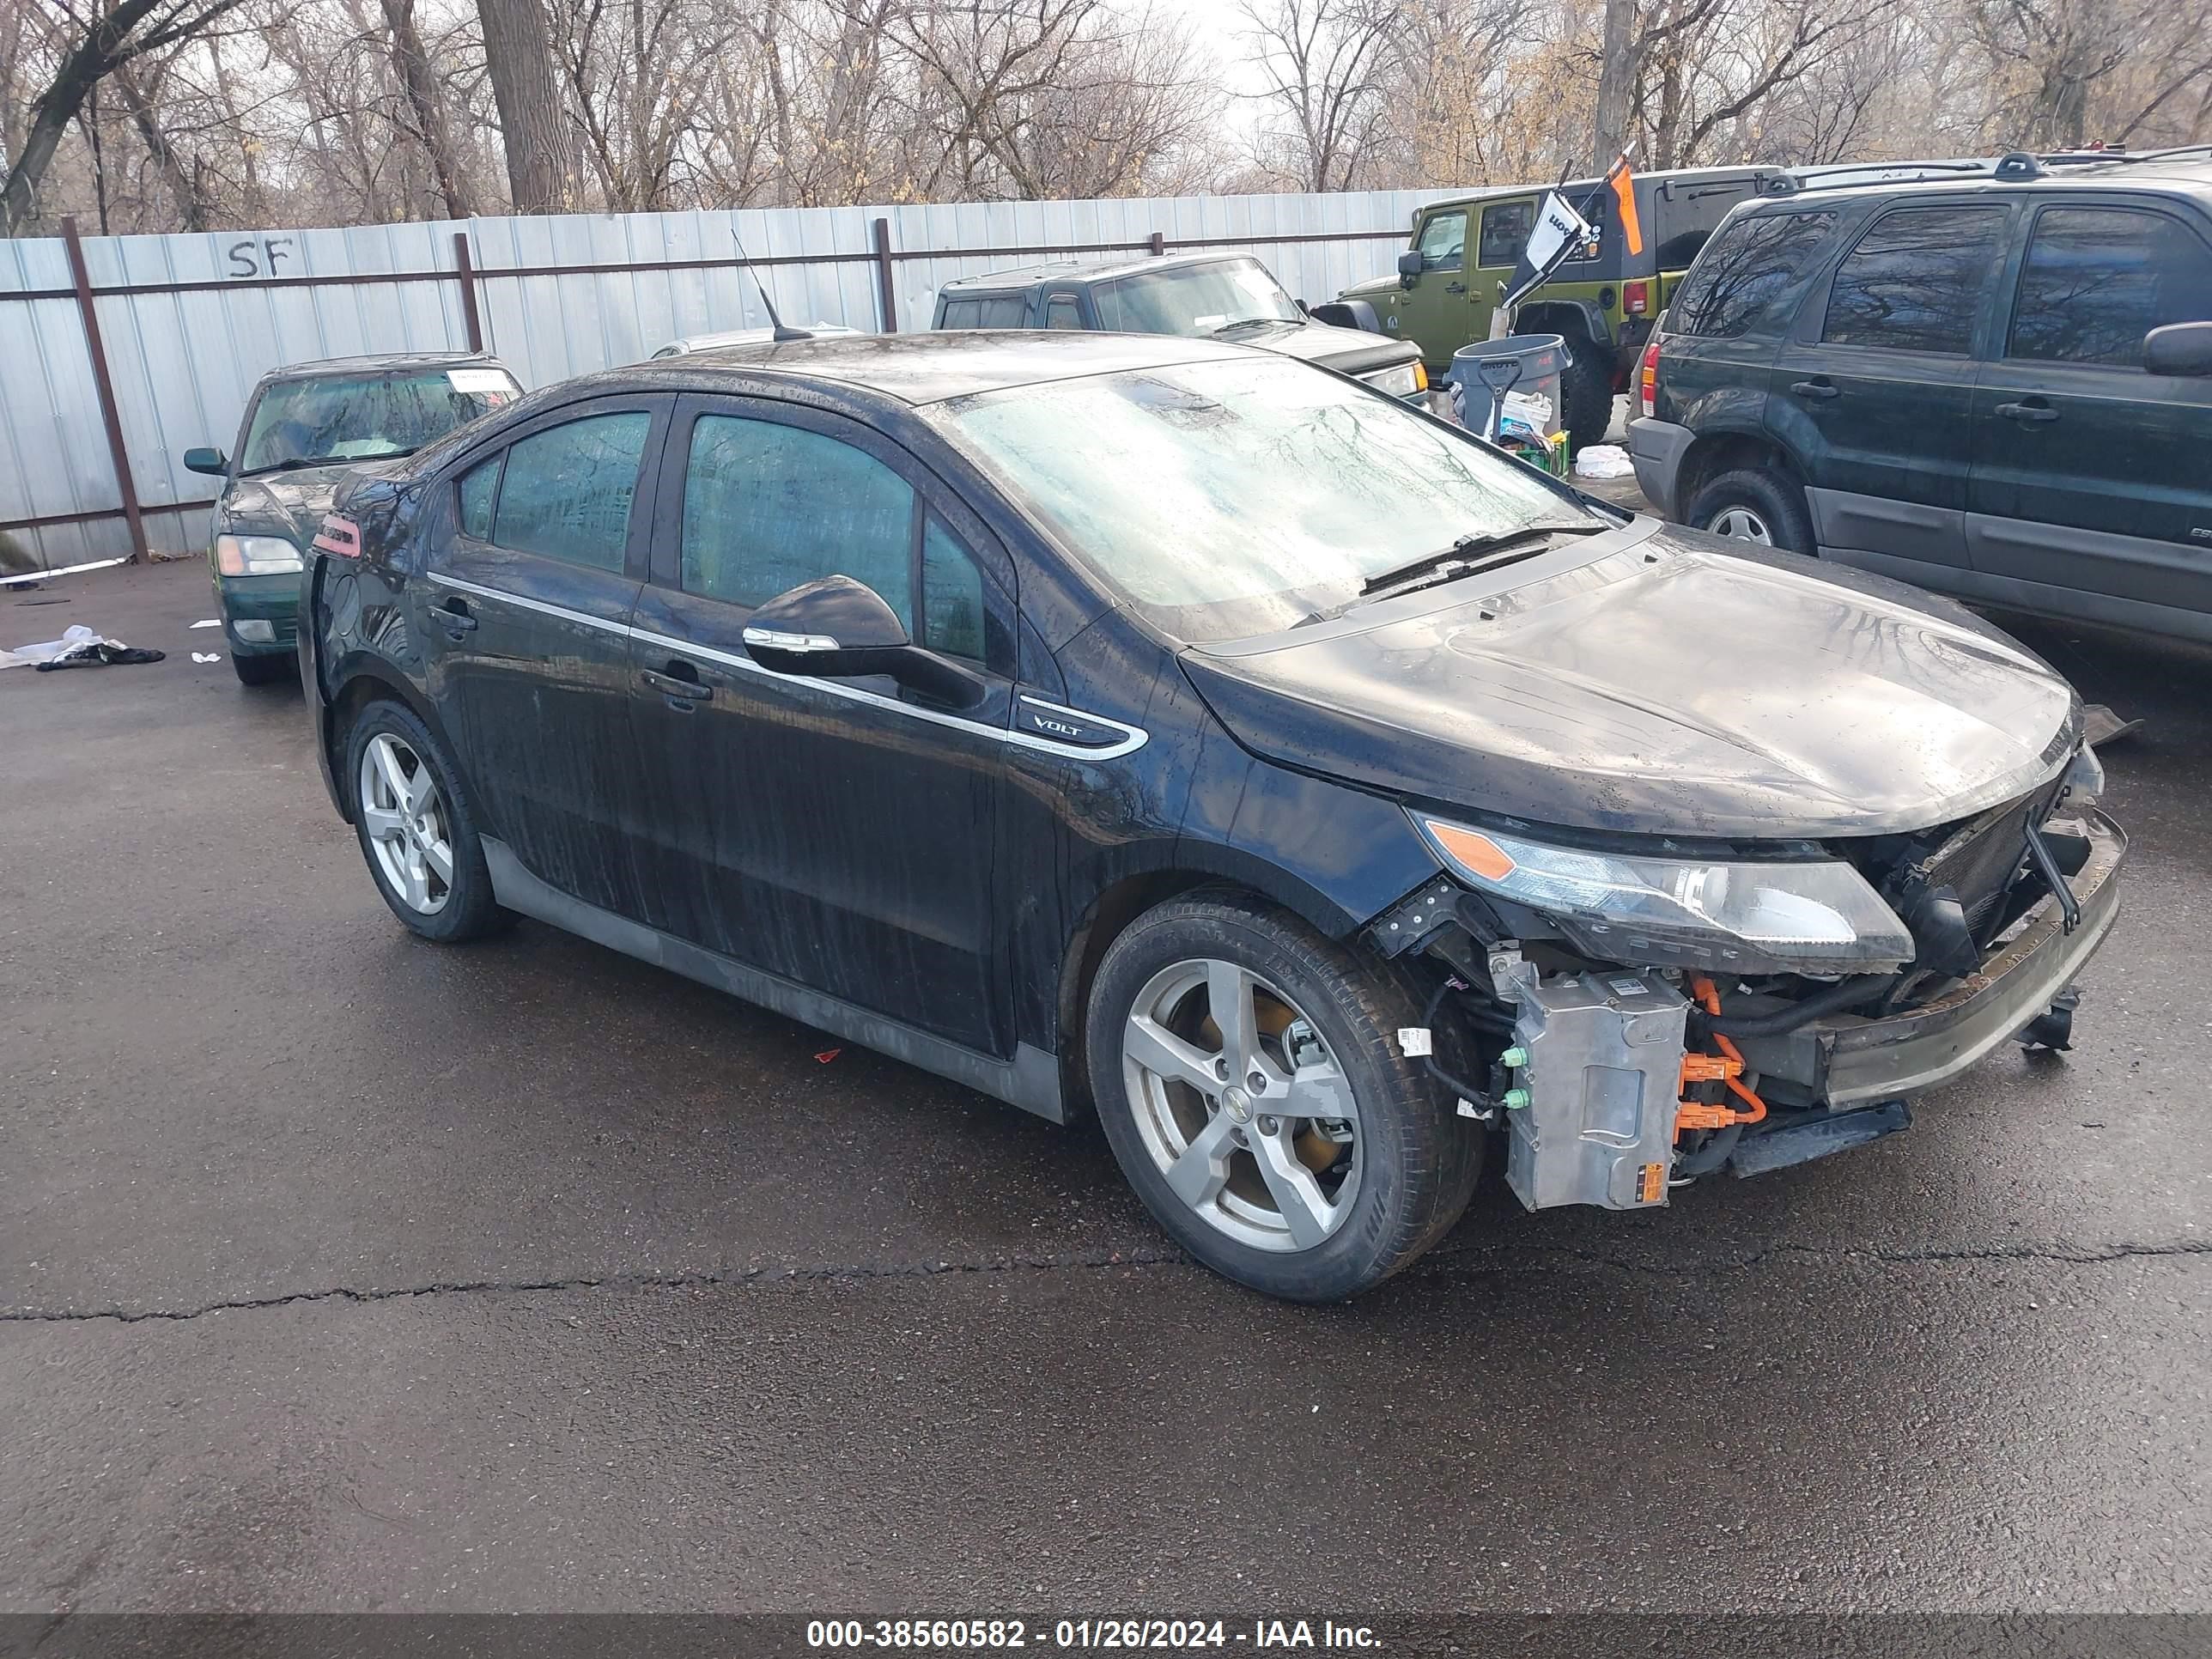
[1996,400,2058,424]
[640,665,711,704]
[1790,380,1838,400]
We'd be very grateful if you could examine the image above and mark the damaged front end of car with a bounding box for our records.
[1365,744,2123,1211]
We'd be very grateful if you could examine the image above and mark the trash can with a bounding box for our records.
[1450,334,1567,442]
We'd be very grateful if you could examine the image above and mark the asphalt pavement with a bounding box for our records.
[1,556,2206,1616]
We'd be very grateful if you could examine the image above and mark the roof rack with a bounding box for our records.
[1759,144,2207,197]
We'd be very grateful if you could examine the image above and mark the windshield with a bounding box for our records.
[239,368,520,473]
[1093,259,1303,336]
[926,356,1594,640]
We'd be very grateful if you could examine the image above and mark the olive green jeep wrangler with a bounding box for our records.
[1328,167,1788,448]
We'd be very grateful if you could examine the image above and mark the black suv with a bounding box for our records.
[1629,150,2212,642]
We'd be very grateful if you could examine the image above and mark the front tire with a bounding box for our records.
[343,699,504,942]
[1686,466,1816,555]
[1085,889,1482,1301]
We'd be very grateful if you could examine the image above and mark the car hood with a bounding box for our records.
[1178,522,2081,841]
[217,462,398,543]
[1231,319,1418,378]
[1339,272,1401,303]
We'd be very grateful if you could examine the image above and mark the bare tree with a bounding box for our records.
[1238,0,1401,191]
[476,0,573,210]
[380,0,474,216]
[1,0,261,233]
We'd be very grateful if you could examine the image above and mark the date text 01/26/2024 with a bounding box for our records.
[805,1620,1382,1650]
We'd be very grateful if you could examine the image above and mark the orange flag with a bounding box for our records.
[1606,153,1644,258]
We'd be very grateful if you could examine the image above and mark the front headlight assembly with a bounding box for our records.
[215,533,304,575]
[1361,360,1426,398]
[1413,814,1915,975]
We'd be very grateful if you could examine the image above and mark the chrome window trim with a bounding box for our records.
[428,571,1148,760]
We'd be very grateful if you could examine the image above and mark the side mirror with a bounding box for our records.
[741,574,985,707]
[184,447,228,477]
[2145,320,2212,377]
[742,574,909,677]
[1396,250,1425,282]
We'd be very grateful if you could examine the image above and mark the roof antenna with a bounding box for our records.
[733,224,811,343]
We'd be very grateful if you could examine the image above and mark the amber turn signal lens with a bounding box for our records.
[1423,820,1516,881]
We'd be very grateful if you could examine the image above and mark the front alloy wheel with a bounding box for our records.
[1087,889,1483,1301]
[1122,959,1361,1252]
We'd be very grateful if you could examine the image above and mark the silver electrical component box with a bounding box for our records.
[1503,968,1689,1211]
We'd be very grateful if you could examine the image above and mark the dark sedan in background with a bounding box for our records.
[184,351,520,683]
[299,331,2120,1300]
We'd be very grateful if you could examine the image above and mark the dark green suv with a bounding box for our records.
[1629,150,2212,643]
[1331,168,1786,448]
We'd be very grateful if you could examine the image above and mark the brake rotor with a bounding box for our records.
[1198,993,1344,1172]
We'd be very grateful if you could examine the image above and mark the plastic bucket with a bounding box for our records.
[1450,334,1567,440]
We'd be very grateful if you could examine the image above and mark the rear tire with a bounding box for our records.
[1561,341,1615,453]
[1686,466,1816,556]
[1085,888,1482,1301]
[343,698,505,943]
[232,651,292,687]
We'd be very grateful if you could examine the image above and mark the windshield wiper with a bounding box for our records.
[1211,317,1287,337]
[240,447,415,477]
[1357,521,1606,600]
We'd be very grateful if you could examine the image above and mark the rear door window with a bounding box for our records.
[939,298,984,329]
[1820,206,2010,355]
[2008,205,2212,367]
[1415,211,1466,270]
[1669,210,1835,337]
[979,295,1030,327]
[1478,200,1534,267]
[489,412,651,570]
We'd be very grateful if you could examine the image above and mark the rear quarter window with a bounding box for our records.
[1668,210,1836,338]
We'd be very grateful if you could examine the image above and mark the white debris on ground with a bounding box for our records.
[2,623,105,668]
[191,618,221,629]
[191,651,222,664]
[1573,443,1635,479]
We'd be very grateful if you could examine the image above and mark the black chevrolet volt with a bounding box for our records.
[301,331,2123,1301]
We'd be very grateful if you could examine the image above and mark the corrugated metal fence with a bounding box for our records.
[0,189,1456,571]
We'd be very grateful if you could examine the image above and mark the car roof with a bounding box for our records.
[578,329,1267,407]
[259,350,510,383]
[938,249,1263,293]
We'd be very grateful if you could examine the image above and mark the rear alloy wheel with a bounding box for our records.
[1686,466,1815,556]
[1086,890,1482,1301]
[343,700,504,942]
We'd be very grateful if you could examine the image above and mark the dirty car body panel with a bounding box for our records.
[301,330,2123,1294]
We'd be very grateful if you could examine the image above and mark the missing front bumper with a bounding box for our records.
[1735,809,2126,1107]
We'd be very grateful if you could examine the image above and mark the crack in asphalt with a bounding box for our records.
[1,1236,2204,1326]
